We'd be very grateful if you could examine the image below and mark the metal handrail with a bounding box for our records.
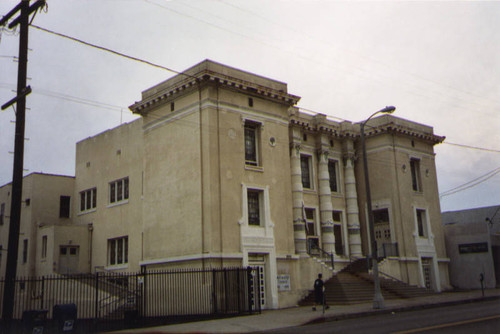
[308,244,334,270]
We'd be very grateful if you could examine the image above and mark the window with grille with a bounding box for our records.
[247,189,262,226]
[244,121,260,166]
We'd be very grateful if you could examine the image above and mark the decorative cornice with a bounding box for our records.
[129,71,301,115]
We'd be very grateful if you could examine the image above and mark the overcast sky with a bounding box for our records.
[1,0,499,213]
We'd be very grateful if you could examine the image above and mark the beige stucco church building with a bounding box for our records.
[0,60,450,309]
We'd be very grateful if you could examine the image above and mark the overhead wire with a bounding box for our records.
[217,0,500,114]
[440,167,500,198]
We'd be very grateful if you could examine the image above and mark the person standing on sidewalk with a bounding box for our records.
[312,273,329,311]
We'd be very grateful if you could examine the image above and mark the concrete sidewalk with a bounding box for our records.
[113,289,500,334]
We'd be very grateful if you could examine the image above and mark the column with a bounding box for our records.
[290,141,307,255]
[343,139,363,257]
[317,146,335,254]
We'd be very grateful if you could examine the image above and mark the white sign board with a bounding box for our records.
[277,274,291,291]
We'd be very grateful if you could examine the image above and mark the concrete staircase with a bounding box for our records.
[299,258,435,306]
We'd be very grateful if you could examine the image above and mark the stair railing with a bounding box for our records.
[308,244,334,270]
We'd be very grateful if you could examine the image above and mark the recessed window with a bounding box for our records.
[41,236,47,259]
[80,188,97,212]
[171,101,175,112]
[25,199,30,206]
[328,160,339,193]
[416,209,427,237]
[0,203,4,225]
[300,155,313,189]
[23,239,28,263]
[247,189,262,226]
[108,236,128,265]
[244,121,261,167]
[305,208,316,236]
[410,158,422,192]
[248,97,254,107]
[109,177,129,204]
[303,133,307,142]
[60,196,71,218]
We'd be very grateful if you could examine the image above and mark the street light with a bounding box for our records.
[360,105,396,309]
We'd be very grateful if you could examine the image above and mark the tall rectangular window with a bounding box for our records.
[23,239,28,264]
[416,209,427,237]
[0,203,4,225]
[304,208,316,236]
[244,121,260,166]
[247,189,261,226]
[108,236,128,265]
[410,158,422,192]
[328,160,339,193]
[41,236,47,259]
[60,196,71,218]
[80,188,97,212]
[301,155,312,189]
[109,177,129,204]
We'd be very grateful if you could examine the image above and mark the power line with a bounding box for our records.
[440,167,500,198]
[30,24,196,80]
[443,141,500,154]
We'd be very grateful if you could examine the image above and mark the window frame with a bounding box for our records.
[0,202,4,225]
[41,235,47,259]
[109,177,129,205]
[300,154,313,190]
[60,196,71,218]
[22,239,28,264]
[80,188,97,213]
[416,208,428,238]
[304,208,316,236]
[244,121,261,167]
[247,189,262,226]
[107,236,129,266]
[328,159,340,193]
[410,158,422,192]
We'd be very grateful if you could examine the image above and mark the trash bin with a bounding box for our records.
[52,303,77,333]
[22,310,48,334]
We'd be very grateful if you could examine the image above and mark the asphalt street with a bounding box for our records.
[263,299,500,334]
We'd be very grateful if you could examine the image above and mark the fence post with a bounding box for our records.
[247,267,253,314]
[95,272,99,320]
[212,269,217,314]
[40,276,45,310]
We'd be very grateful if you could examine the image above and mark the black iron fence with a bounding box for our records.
[0,267,260,332]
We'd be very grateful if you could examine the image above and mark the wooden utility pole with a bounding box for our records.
[0,0,45,323]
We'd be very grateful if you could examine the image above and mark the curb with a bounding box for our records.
[304,295,500,325]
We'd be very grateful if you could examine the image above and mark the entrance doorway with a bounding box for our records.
[248,254,266,309]
[59,245,79,274]
[373,209,392,257]
[421,257,433,289]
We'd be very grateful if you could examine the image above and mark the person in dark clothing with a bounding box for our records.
[312,273,329,311]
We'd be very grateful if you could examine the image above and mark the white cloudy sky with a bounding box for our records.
[1,0,499,212]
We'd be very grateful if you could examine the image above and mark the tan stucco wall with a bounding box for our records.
[75,119,144,272]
